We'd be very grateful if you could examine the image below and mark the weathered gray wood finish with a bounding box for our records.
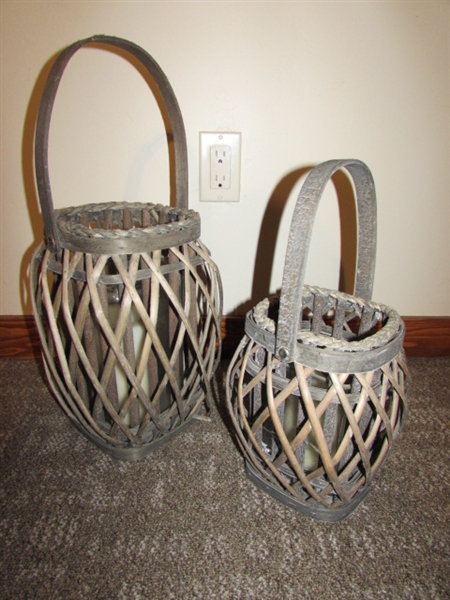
[35,35,190,254]
[226,159,409,522]
[31,35,222,460]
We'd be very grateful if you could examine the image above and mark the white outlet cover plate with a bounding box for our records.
[200,132,241,201]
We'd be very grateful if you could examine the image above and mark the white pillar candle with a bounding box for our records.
[109,303,149,426]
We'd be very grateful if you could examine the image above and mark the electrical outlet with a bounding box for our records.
[210,145,231,189]
[200,132,241,201]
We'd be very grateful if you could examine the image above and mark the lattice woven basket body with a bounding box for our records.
[31,36,222,460]
[226,159,409,521]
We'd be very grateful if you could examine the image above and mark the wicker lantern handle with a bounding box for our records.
[34,35,189,253]
[276,159,377,362]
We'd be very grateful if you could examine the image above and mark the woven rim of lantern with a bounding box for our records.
[52,201,201,254]
[244,286,406,373]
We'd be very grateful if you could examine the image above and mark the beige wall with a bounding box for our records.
[1,1,448,316]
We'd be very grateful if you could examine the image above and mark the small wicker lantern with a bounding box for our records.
[31,36,222,460]
[226,159,408,521]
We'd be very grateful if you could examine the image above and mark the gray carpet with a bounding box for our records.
[0,356,449,600]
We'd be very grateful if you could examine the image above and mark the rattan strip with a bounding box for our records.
[266,359,337,504]
[272,372,349,469]
[31,247,85,424]
[38,245,221,445]
[98,243,219,433]
[232,340,329,507]
[226,334,408,509]
[73,253,152,438]
[40,250,131,446]
[139,250,216,414]
[102,253,164,435]
[47,251,120,440]
[46,254,205,284]
[110,253,185,423]
[288,371,374,502]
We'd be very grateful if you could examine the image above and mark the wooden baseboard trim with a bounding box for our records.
[0,316,42,359]
[1,315,449,360]
[400,317,450,357]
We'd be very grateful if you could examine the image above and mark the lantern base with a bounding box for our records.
[245,461,371,523]
[70,410,206,461]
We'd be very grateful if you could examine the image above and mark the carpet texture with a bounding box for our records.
[0,357,449,600]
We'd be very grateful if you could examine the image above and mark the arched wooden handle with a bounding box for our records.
[34,35,189,252]
[276,159,377,362]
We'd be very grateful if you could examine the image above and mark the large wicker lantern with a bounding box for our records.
[226,159,408,521]
[31,35,222,460]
